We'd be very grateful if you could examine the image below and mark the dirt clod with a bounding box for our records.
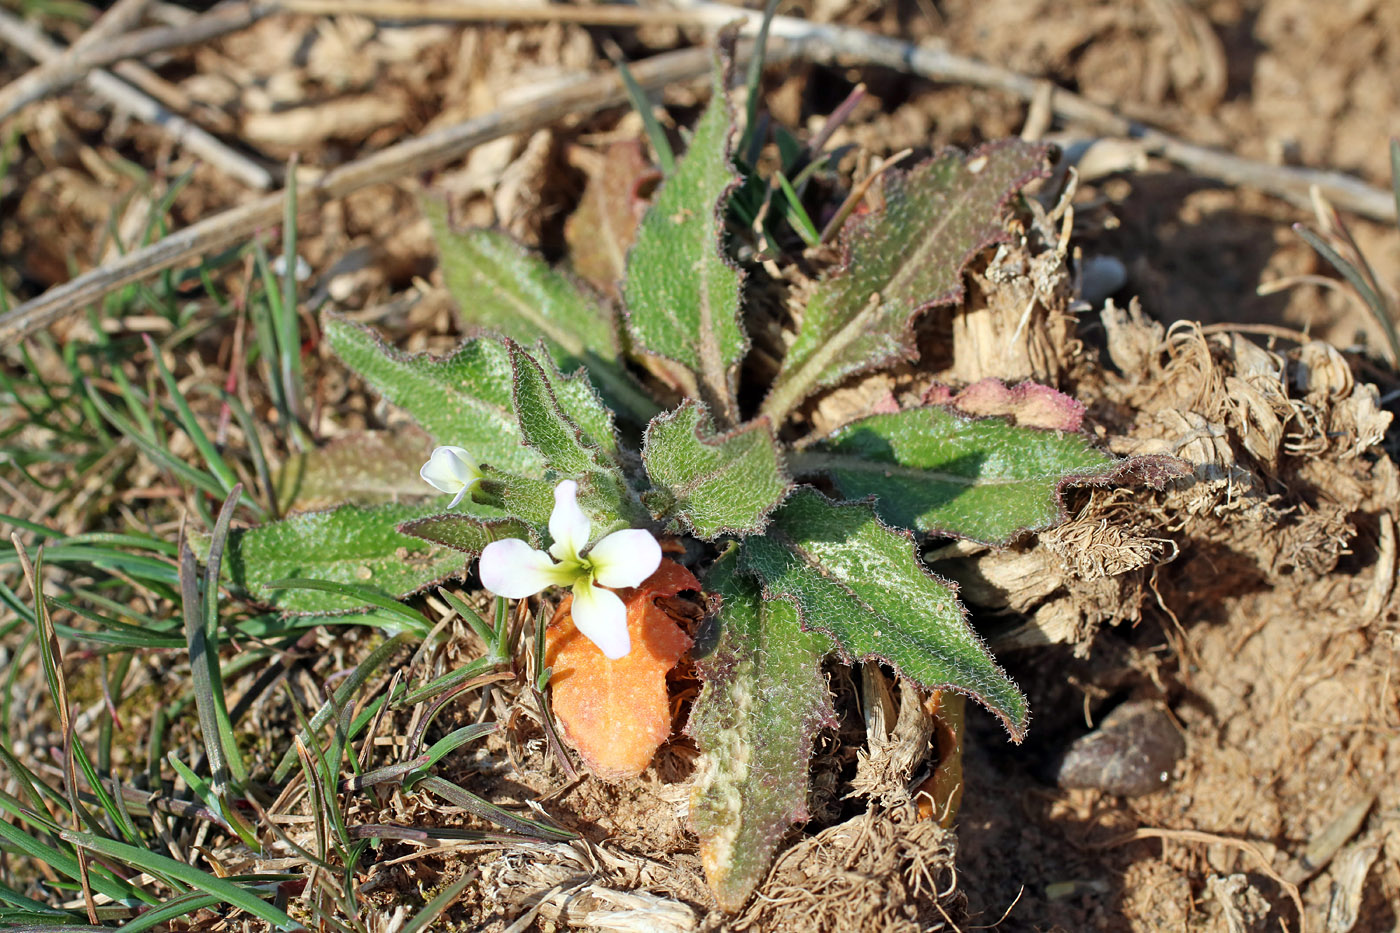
[1053,699,1186,797]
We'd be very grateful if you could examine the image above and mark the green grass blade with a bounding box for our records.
[396,655,497,708]
[1294,223,1400,363]
[272,632,416,782]
[118,892,224,932]
[181,531,231,795]
[46,597,184,649]
[60,829,299,929]
[213,386,278,517]
[0,818,151,906]
[416,723,497,773]
[1390,137,1400,233]
[400,872,473,933]
[740,0,781,159]
[280,159,304,427]
[416,775,575,841]
[84,382,229,502]
[203,488,246,782]
[613,56,675,174]
[260,579,429,632]
[435,587,495,652]
[143,335,257,514]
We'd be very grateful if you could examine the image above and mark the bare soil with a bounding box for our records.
[3,1,1399,931]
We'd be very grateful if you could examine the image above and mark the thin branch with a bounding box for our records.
[0,0,150,119]
[275,0,724,27]
[0,42,765,343]
[670,0,1397,224]
[0,7,273,189]
[0,0,267,119]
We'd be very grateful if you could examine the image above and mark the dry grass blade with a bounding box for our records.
[1090,826,1307,933]
[276,0,720,27]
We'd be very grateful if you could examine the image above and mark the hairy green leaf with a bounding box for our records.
[397,513,535,554]
[761,141,1050,422]
[509,340,610,476]
[427,200,656,422]
[529,342,623,465]
[642,401,789,539]
[798,405,1118,544]
[689,547,833,912]
[323,314,539,475]
[281,426,434,512]
[508,341,646,532]
[740,488,1027,739]
[213,503,465,613]
[475,465,556,528]
[623,52,747,423]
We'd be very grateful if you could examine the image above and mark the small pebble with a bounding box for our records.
[1054,699,1185,796]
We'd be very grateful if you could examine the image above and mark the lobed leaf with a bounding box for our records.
[689,547,834,912]
[739,488,1027,739]
[508,341,646,533]
[521,340,623,465]
[426,200,656,422]
[323,314,539,474]
[212,502,465,614]
[798,404,1118,544]
[622,50,747,424]
[641,401,789,539]
[761,141,1051,422]
[546,560,697,779]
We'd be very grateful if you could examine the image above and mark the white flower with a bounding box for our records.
[420,446,483,508]
[478,479,661,659]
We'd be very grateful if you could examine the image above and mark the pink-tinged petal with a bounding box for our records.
[570,581,631,659]
[478,538,572,598]
[588,528,662,590]
[420,446,482,497]
[547,479,591,562]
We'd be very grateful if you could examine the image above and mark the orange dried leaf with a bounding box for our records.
[546,559,698,780]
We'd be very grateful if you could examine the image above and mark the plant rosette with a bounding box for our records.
[208,39,1184,912]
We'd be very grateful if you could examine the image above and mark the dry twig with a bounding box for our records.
[0,7,273,189]
[0,0,265,119]
[0,0,149,119]
[0,0,724,117]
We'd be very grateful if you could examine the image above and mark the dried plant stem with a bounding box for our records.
[0,43,750,344]
[672,0,1397,224]
[0,0,149,119]
[1090,826,1306,933]
[275,0,718,27]
[0,8,273,190]
[0,0,266,119]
